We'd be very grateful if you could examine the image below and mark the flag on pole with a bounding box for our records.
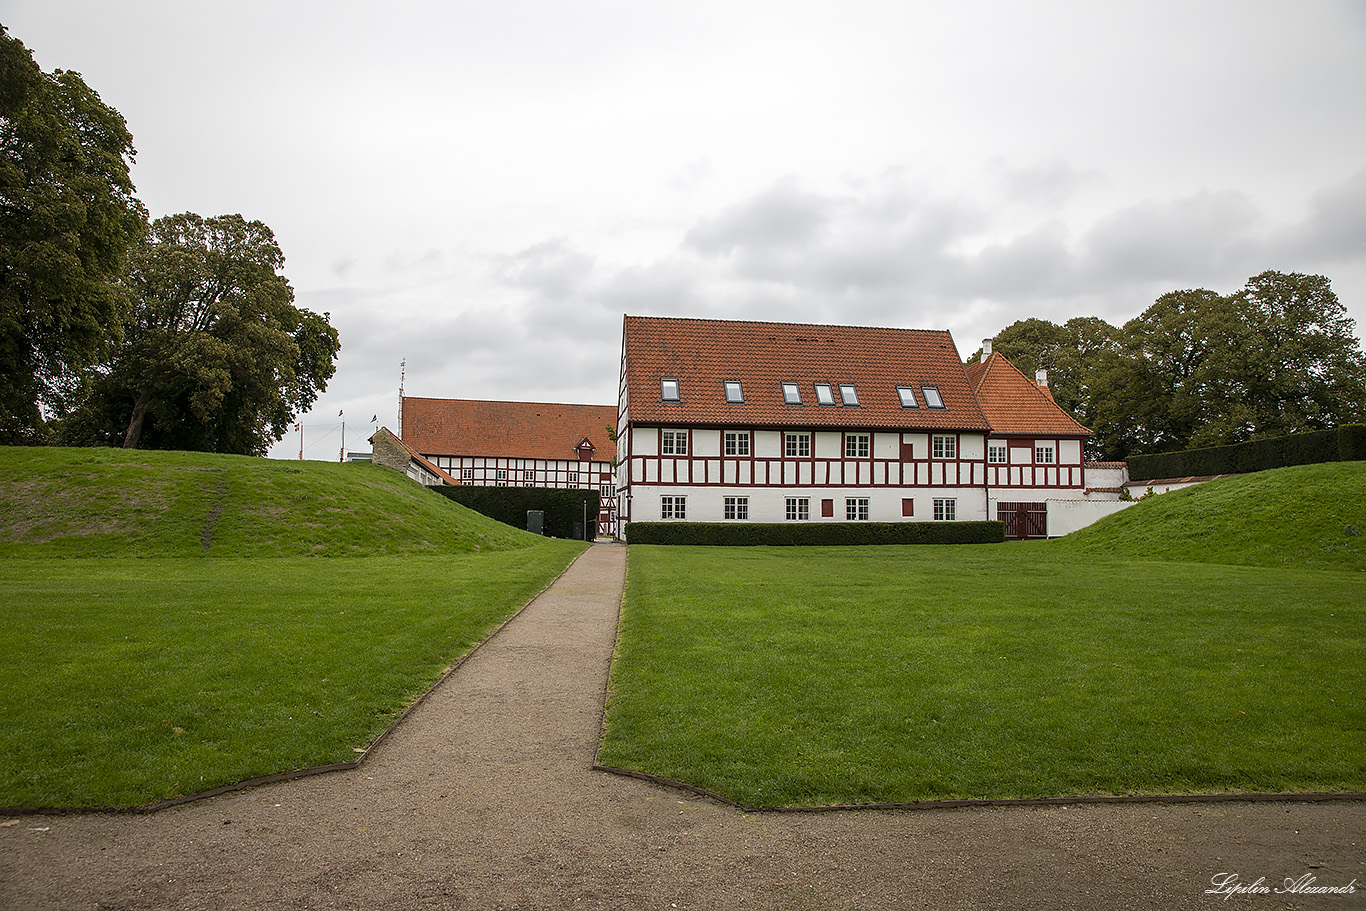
[339,409,344,416]
[370,414,377,423]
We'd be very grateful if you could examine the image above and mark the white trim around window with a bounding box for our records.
[661,495,687,520]
[845,497,870,521]
[932,434,957,459]
[933,498,956,521]
[723,496,749,520]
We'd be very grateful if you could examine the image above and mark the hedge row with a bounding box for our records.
[430,486,600,539]
[1126,424,1366,481]
[625,521,1005,546]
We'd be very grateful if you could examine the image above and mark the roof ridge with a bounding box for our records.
[624,313,954,337]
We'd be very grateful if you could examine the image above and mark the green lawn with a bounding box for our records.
[597,544,1365,807]
[0,445,586,809]
[0,548,583,808]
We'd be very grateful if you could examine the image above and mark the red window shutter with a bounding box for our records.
[902,498,914,517]
[821,498,834,518]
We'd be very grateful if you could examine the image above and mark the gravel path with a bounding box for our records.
[2,543,1361,910]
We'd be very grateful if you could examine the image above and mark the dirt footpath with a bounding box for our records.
[1,543,1361,910]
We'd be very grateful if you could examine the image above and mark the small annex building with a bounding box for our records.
[398,396,619,535]
[615,315,1116,539]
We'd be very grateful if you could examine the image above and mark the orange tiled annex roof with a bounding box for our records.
[402,398,618,462]
[964,352,1090,436]
[622,315,991,431]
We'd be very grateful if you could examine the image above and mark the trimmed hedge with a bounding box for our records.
[625,521,1005,546]
[430,486,600,539]
[1127,425,1366,482]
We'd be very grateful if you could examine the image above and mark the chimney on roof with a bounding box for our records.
[1036,369,1049,387]
[982,338,993,356]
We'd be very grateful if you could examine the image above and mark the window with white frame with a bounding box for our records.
[786,497,810,521]
[724,497,749,520]
[922,386,945,408]
[897,386,919,408]
[846,497,870,521]
[781,382,802,405]
[523,469,535,482]
[839,384,859,406]
[988,443,1008,464]
[932,434,957,459]
[496,469,508,480]
[568,470,578,483]
[724,380,744,403]
[661,429,688,455]
[1035,442,1055,464]
[724,430,750,456]
[814,383,835,405]
[784,432,811,457]
[661,495,686,520]
[933,498,956,521]
[461,468,473,480]
[845,432,870,458]
[600,483,615,500]
[661,378,680,401]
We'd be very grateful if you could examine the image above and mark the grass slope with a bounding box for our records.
[0,446,537,557]
[1055,461,1366,573]
[600,463,1366,806]
[0,446,585,808]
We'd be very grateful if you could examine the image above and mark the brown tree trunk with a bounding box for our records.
[122,388,153,449]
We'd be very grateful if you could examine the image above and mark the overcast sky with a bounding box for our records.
[7,1,1365,460]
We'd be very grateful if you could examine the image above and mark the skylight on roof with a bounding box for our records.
[897,386,919,408]
[781,383,802,405]
[661,378,680,402]
[839,384,859,406]
[921,386,945,408]
[724,380,743,403]
[814,383,835,405]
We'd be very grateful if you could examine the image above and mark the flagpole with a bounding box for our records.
[298,422,303,460]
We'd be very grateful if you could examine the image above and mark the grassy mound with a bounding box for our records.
[1054,461,1366,572]
[0,446,539,557]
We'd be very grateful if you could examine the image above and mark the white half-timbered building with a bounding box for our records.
[617,316,1004,536]
[965,342,1093,539]
[399,397,619,535]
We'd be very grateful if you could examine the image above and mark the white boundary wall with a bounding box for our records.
[1047,498,1135,537]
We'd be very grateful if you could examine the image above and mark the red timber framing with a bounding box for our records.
[625,427,987,489]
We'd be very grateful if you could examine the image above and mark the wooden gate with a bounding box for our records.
[998,501,1047,540]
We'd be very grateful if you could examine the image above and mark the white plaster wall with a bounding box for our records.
[874,432,900,459]
[754,430,781,458]
[628,484,988,523]
[1061,439,1082,462]
[1047,499,1135,536]
[632,426,658,456]
[693,429,720,457]
[1086,464,1130,489]
[815,432,842,458]
[959,433,985,460]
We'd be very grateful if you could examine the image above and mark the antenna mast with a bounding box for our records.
[397,358,406,438]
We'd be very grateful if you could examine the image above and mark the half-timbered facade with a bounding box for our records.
[964,344,1092,538]
[400,397,619,535]
[616,316,1002,536]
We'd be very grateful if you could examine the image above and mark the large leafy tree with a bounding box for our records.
[62,213,340,455]
[985,272,1366,460]
[0,28,147,442]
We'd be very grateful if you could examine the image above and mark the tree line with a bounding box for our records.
[979,271,1366,461]
[1,27,339,455]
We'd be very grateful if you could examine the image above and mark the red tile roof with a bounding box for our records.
[964,353,1090,436]
[622,315,991,431]
[401,398,618,462]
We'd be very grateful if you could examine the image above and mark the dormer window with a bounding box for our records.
[661,378,680,402]
[724,381,744,403]
[922,386,945,409]
[781,383,802,405]
[839,384,859,406]
[814,383,835,405]
[897,386,919,408]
